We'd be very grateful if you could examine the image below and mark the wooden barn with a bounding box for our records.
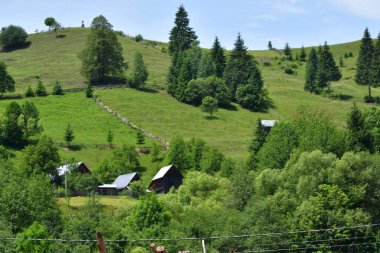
[56,161,91,176]
[149,165,183,194]
[98,172,141,196]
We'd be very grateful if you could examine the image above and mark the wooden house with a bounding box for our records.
[149,165,183,194]
[56,161,91,176]
[260,120,278,133]
[98,172,141,195]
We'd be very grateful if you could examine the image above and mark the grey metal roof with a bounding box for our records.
[260,120,277,127]
[152,165,173,181]
[99,173,138,190]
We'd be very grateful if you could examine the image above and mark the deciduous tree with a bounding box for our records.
[0,62,15,96]
[201,96,218,117]
[0,25,28,50]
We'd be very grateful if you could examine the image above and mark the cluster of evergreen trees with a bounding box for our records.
[355,28,380,100]
[304,42,342,94]
[167,6,267,111]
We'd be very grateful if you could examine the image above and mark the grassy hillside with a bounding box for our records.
[0,92,157,169]
[0,28,170,92]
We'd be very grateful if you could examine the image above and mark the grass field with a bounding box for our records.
[0,28,170,92]
[0,92,158,169]
[56,196,138,215]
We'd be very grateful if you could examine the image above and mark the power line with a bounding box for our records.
[238,241,379,253]
[0,224,377,244]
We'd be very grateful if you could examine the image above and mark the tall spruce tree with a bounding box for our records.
[283,43,292,60]
[168,5,197,55]
[210,37,226,78]
[316,42,341,90]
[223,33,253,99]
[370,33,380,88]
[80,15,126,84]
[131,52,148,88]
[250,118,267,154]
[356,28,374,86]
[305,47,318,93]
[198,51,216,78]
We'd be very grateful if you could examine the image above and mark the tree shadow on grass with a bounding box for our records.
[221,103,238,111]
[66,144,82,151]
[205,115,221,120]
[56,34,66,39]
[1,41,31,52]
[254,97,276,113]
[138,87,159,94]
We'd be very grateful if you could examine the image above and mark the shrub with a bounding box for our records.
[25,85,34,97]
[284,67,294,75]
[35,79,47,96]
[0,25,28,50]
[364,95,375,103]
[52,81,64,95]
[134,34,143,42]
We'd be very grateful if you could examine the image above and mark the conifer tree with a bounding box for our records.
[107,129,113,148]
[283,43,292,60]
[249,118,267,154]
[370,33,380,88]
[223,33,253,98]
[300,45,307,62]
[52,80,63,95]
[35,79,47,96]
[316,42,341,90]
[136,131,145,145]
[305,47,318,93]
[355,28,374,86]
[25,85,34,97]
[64,124,75,148]
[210,37,226,78]
[197,51,216,78]
[168,5,197,55]
[131,52,148,88]
[268,41,273,50]
[85,83,94,98]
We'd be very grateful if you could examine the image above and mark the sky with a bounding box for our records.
[0,0,379,50]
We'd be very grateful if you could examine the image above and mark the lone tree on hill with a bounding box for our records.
[268,41,273,50]
[370,33,380,88]
[0,25,28,50]
[168,5,198,55]
[201,96,218,117]
[107,129,113,148]
[283,43,292,60]
[64,124,75,148]
[136,131,145,146]
[0,62,15,96]
[35,78,47,97]
[44,17,56,31]
[85,83,94,98]
[210,37,226,78]
[131,52,148,88]
[80,15,127,85]
[52,80,63,95]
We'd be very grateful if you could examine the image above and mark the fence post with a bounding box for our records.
[97,232,107,253]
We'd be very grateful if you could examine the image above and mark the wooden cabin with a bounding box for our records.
[56,161,91,176]
[98,172,141,196]
[149,165,183,194]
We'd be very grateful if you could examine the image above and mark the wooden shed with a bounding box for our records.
[149,165,183,194]
[260,120,278,133]
[56,161,91,176]
[98,172,141,196]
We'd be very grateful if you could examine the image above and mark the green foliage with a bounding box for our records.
[168,5,198,55]
[19,101,43,139]
[84,83,93,98]
[316,42,342,90]
[346,103,372,152]
[136,131,145,145]
[0,25,28,50]
[131,52,148,88]
[211,37,226,78]
[204,76,230,106]
[134,34,143,42]
[80,15,126,84]
[52,80,64,95]
[299,45,306,62]
[0,61,15,96]
[250,118,267,155]
[150,142,161,162]
[356,28,374,86]
[184,78,206,105]
[165,136,191,172]
[35,78,47,96]
[97,144,140,183]
[201,96,218,117]
[67,172,99,196]
[129,180,147,198]
[370,33,380,87]
[23,135,61,181]
[197,51,216,78]
[16,222,50,253]
[25,85,34,97]
[1,101,23,146]
[283,42,292,60]
[64,123,75,147]
[267,41,273,50]
[107,129,113,148]
[44,17,56,30]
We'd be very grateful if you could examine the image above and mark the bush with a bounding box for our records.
[134,34,143,42]
[284,67,294,75]
[0,25,28,50]
[364,95,375,103]
[25,85,34,97]
[52,81,64,95]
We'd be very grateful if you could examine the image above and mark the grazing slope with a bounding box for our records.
[0,28,171,91]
